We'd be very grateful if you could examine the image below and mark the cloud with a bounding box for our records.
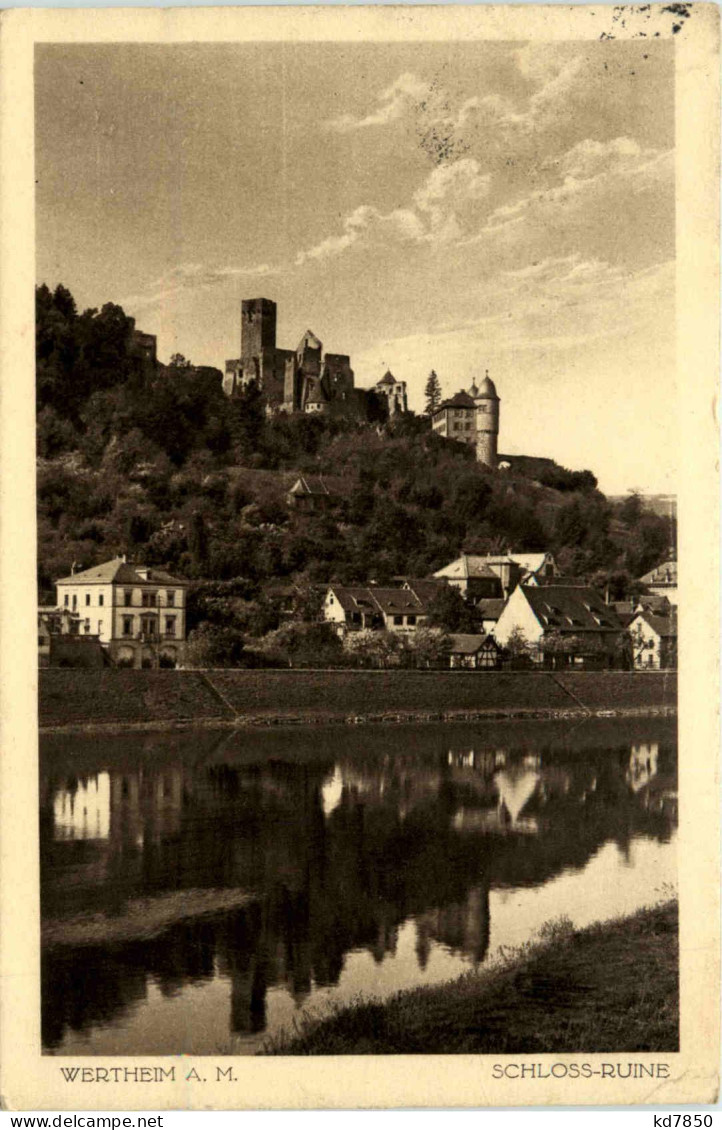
[295,205,424,266]
[552,136,664,181]
[325,72,435,133]
[296,157,491,265]
[478,139,673,237]
[353,258,674,405]
[121,260,279,310]
[413,158,491,241]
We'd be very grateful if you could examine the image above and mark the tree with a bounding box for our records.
[255,622,342,667]
[404,626,450,668]
[185,624,246,667]
[504,626,535,668]
[189,511,209,569]
[343,629,404,668]
[424,370,442,415]
[426,585,478,632]
[619,491,644,526]
[168,353,192,371]
[230,380,265,457]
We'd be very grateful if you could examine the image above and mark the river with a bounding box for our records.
[40,716,677,1055]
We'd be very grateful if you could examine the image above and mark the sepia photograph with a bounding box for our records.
[0,1,719,1111]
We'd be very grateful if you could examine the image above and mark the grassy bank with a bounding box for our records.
[39,669,677,730]
[42,888,256,949]
[262,901,678,1055]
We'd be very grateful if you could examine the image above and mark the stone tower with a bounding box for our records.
[375,370,408,415]
[241,298,277,382]
[474,371,499,468]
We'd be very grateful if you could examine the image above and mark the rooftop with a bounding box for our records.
[634,609,678,638]
[434,555,500,581]
[288,475,332,496]
[327,584,425,617]
[377,370,397,386]
[435,391,476,412]
[476,598,506,619]
[522,584,623,633]
[56,558,188,587]
[640,561,677,586]
[447,633,497,654]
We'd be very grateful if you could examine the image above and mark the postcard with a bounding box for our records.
[0,2,718,1111]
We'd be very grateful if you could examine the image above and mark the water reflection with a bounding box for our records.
[40,719,677,1055]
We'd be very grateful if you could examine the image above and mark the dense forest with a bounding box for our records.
[37,283,675,659]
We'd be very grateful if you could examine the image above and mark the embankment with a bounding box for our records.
[39,668,676,731]
[261,900,679,1055]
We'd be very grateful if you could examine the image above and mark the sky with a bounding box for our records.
[35,40,676,494]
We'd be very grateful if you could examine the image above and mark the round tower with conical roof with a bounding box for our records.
[473,370,499,468]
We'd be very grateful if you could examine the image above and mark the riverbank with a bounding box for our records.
[261,901,679,1055]
[39,669,676,731]
[42,888,256,949]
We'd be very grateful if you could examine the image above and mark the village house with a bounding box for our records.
[38,605,107,668]
[401,577,447,605]
[639,560,677,605]
[433,556,504,602]
[494,583,624,669]
[323,585,427,635]
[54,557,188,669]
[446,633,502,670]
[628,608,677,670]
[612,593,672,628]
[476,598,506,635]
[286,475,333,512]
[434,551,558,602]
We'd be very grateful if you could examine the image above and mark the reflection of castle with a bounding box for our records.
[41,730,677,1051]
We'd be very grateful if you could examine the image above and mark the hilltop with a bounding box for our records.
[36,283,674,632]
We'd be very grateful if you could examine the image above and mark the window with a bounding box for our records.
[84,619,90,633]
[64,595,69,607]
[97,620,103,635]
[141,617,156,637]
[393,615,404,625]
[124,590,133,606]
[122,617,133,637]
[72,595,77,610]
[99,594,104,607]
[167,591,175,607]
[85,594,91,606]
[407,615,417,626]
[142,592,156,608]
[165,617,176,638]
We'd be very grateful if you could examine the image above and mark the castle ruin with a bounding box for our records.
[224,298,407,422]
